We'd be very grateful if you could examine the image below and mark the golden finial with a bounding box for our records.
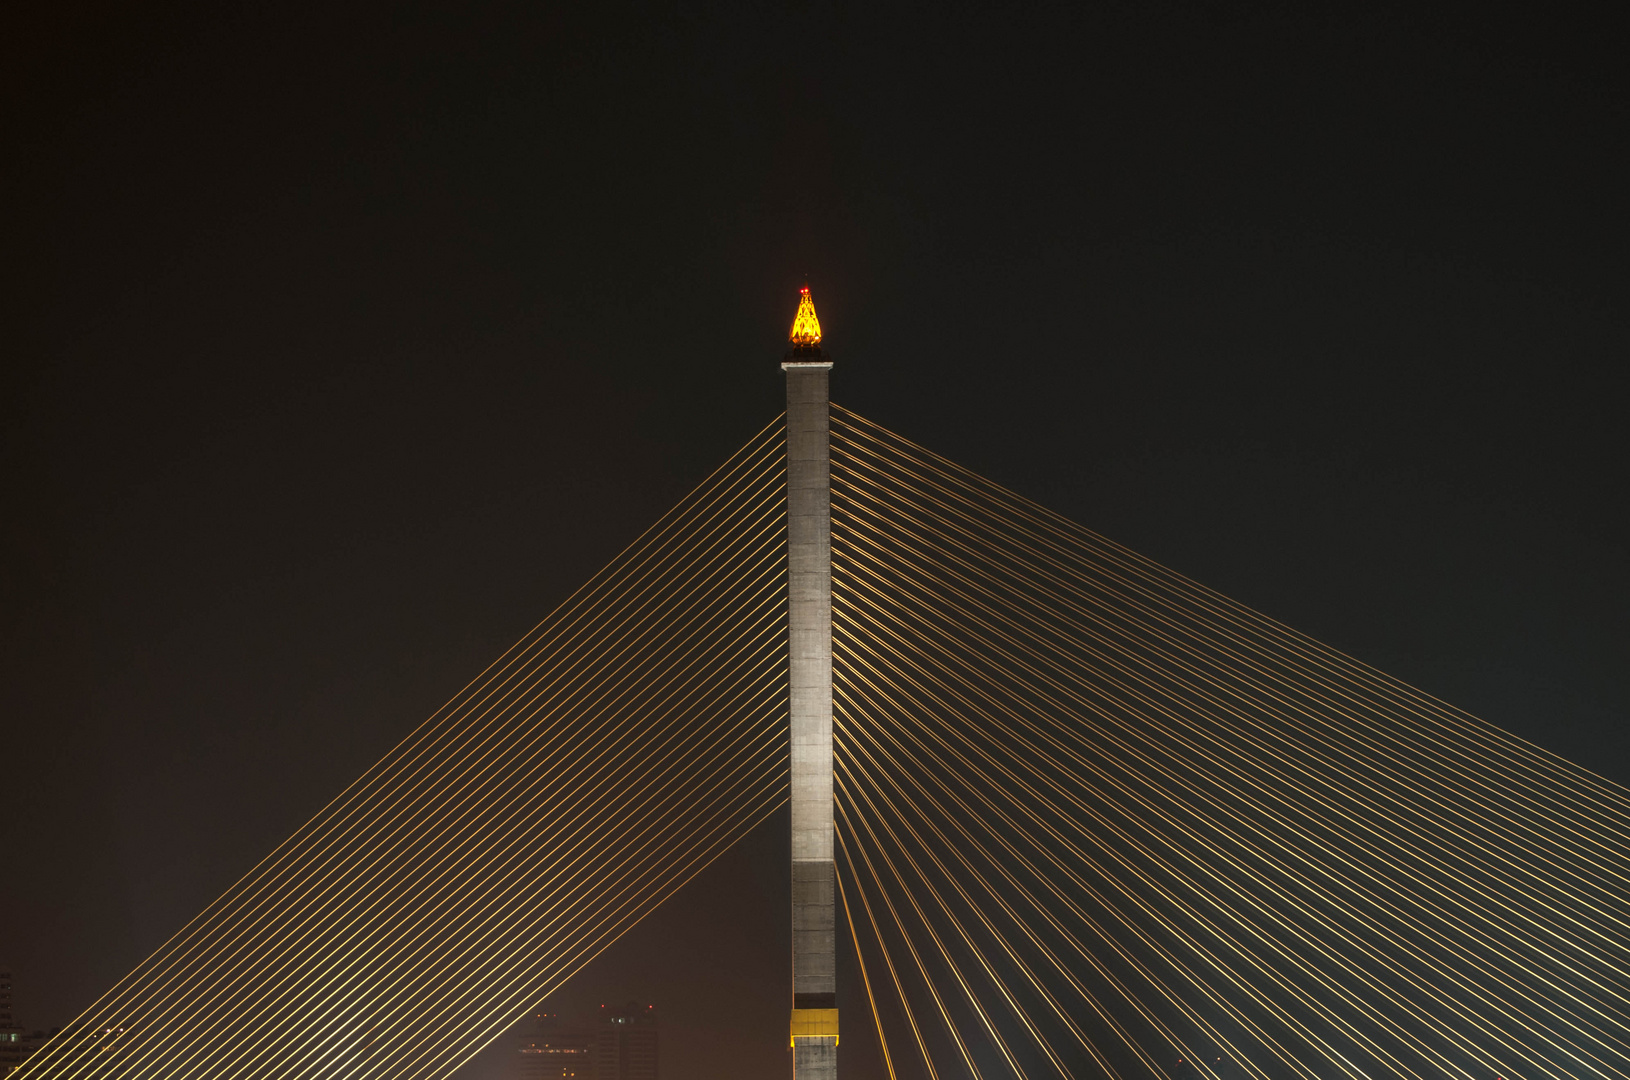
[788,286,823,346]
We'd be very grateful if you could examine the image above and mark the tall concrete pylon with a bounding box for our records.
[783,286,837,1080]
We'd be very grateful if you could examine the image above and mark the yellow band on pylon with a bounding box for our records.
[790,1007,839,1045]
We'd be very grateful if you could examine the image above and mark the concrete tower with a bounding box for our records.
[783,287,837,1080]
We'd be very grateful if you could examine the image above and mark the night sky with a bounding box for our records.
[3,4,1627,1079]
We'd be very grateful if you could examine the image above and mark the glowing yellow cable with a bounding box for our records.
[834,566,1623,1080]
[834,504,1630,1042]
[836,828,940,1080]
[835,857,900,1080]
[123,557,792,1080]
[33,422,790,1080]
[830,441,1630,896]
[832,409,1630,833]
[66,491,792,1080]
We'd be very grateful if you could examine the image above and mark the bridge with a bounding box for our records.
[16,290,1630,1080]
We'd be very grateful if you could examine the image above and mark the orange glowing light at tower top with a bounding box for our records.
[788,286,823,346]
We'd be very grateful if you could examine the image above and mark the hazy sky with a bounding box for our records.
[4,5,1627,1079]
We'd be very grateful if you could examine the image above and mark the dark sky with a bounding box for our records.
[3,3,1627,1078]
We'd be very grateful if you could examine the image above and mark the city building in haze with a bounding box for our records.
[515,1011,596,1080]
[1,968,19,1074]
[595,1003,657,1080]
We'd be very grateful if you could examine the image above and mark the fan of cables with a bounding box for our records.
[27,403,1630,1080]
[23,419,791,1080]
[831,406,1630,1080]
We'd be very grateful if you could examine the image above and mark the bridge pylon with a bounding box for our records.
[783,285,838,1080]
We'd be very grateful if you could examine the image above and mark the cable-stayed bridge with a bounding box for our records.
[17,294,1630,1080]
